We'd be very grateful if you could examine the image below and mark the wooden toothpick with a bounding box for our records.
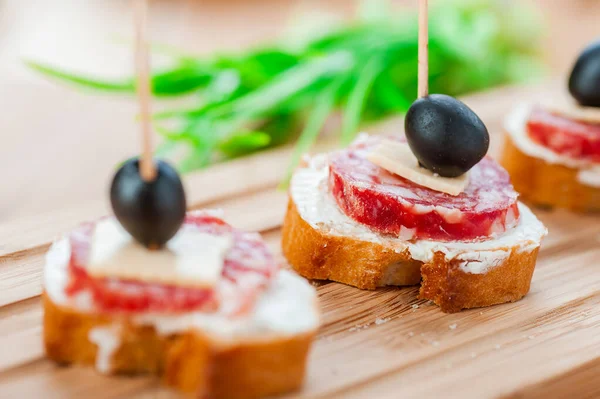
[417,0,428,98]
[134,0,156,182]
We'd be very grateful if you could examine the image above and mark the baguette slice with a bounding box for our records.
[502,104,600,212]
[43,238,319,399]
[282,154,546,313]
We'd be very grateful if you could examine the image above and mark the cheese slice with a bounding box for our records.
[86,218,233,288]
[367,139,469,196]
[541,96,600,124]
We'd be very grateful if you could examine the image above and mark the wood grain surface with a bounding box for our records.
[1,82,600,398]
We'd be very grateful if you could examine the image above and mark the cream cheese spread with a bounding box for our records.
[577,166,600,188]
[290,154,547,275]
[88,325,121,374]
[541,96,600,124]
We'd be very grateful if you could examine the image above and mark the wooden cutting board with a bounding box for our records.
[1,83,600,399]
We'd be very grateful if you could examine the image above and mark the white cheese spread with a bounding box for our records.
[88,325,121,374]
[504,103,600,188]
[541,96,600,124]
[577,166,600,188]
[290,154,547,275]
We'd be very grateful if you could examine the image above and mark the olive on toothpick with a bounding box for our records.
[405,94,489,178]
[111,158,186,249]
[403,0,489,179]
[569,41,600,107]
[109,0,186,249]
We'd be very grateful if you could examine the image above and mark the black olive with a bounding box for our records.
[404,94,489,178]
[569,41,600,107]
[110,158,186,248]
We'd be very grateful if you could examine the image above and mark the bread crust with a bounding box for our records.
[281,199,422,289]
[282,200,539,313]
[43,293,315,399]
[501,133,600,212]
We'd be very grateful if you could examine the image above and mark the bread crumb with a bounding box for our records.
[349,323,372,332]
[449,323,457,330]
[375,317,390,325]
[479,311,484,315]
[495,344,502,350]
[470,352,477,359]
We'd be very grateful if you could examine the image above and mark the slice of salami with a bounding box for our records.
[527,106,600,162]
[329,136,520,241]
[65,213,278,314]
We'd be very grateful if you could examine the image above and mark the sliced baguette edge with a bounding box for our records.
[43,293,316,399]
[501,133,600,212]
[282,198,540,313]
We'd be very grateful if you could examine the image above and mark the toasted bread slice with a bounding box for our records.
[502,104,600,212]
[43,238,319,399]
[44,293,315,399]
[282,155,546,313]
[501,134,600,212]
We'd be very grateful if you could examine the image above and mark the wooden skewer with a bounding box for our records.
[134,0,156,182]
[417,0,428,98]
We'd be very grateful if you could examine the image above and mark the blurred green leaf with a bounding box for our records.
[26,60,211,96]
[282,79,343,185]
[27,0,544,176]
[341,58,383,144]
[25,60,134,92]
[150,62,213,95]
[219,131,271,158]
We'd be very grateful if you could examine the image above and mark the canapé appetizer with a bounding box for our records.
[282,95,546,313]
[502,40,600,211]
[43,158,319,398]
[283,1,546,313]
[43,2,318,396]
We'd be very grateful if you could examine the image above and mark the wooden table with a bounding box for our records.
[1,82,600,398]
[2,1,600,397]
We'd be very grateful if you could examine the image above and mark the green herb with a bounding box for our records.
[283,78,345,185]
[341,58,383,145]
[25,60,134,92]
[26,0,543,174]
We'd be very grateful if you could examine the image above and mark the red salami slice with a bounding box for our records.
[329,136,520,241]
[527,106,600,162]
[65,213,278,314]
